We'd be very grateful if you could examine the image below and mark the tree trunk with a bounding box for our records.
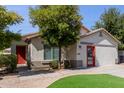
[58,46,61,69]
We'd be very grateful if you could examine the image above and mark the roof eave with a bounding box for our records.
[80,28,121,44]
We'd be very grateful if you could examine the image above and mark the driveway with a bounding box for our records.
[1,64,124,88]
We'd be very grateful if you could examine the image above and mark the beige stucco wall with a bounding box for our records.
[64,44,77,60]
[30,37,64,63]
[76,43,87,68]
[77,30,119,67]
[30,37,44,62]
[64,26,89,61]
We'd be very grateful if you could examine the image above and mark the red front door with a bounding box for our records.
[87,46,95,67]
[16,46,26,64]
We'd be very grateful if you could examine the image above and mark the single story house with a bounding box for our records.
[11,26,120,69]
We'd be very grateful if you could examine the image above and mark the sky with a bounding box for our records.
[5,5,124,35]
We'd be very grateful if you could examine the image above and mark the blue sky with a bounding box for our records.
[6,5,124,35]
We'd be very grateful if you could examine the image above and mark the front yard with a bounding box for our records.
[48,74,124,88]
[1,65,124,88]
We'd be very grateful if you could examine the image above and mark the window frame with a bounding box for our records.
[44,45,59,60]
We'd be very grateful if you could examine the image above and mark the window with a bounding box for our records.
[53,47,59,59]
[44,45,59,60]
[44,45,51,60]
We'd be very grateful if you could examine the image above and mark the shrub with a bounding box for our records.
[50,60,58,69]
[0,54,17,72]
[0,55,9,67]
[119,44,124,50]
[64,60,71,69]
[8,54,17,72]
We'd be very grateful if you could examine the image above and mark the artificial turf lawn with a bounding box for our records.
[48,74,124,88]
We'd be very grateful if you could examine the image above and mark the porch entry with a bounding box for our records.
[16,46,26,64]
[87,46,95,67]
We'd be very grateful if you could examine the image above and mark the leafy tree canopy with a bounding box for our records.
[0,6,23,50]
[29,5,82,68]
[0,6,23,30]
[29,5,82,47]
[93,8,124,44]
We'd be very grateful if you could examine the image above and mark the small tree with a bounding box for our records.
[0,6,23,50]
[30,5,82,68]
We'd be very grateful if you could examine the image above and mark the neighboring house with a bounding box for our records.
[0,48,11,55]
[11,26,120,69]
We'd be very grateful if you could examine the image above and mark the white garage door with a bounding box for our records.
[96,46,118,66]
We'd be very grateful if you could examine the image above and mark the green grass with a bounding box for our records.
[48,74,124,88]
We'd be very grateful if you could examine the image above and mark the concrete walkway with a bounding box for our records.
[1,64,124,88]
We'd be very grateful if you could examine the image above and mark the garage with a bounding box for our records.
[77,28,120,68]
[96,46,118,66]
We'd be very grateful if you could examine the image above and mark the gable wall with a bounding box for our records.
[80,31,118,47]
